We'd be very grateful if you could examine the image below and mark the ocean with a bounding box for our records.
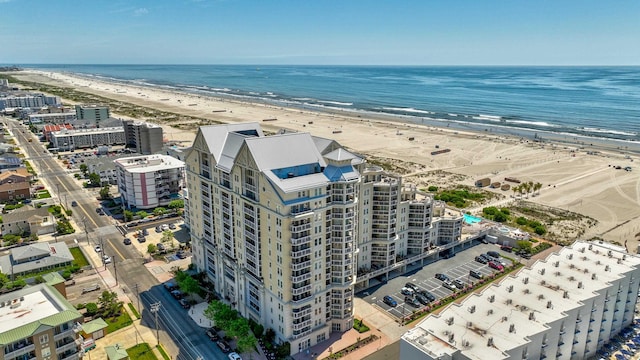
[21,64,640,142]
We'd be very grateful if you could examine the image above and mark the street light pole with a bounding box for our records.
[82,217,89,244]
[150,302,162,347]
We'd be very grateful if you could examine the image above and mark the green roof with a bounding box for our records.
[0,284,83,346]
[42,272,65,286]
[81,318,108,334]
[105,343,129,360]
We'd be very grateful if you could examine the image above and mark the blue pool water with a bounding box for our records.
[464,214,482,224]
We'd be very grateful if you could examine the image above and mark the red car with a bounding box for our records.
[488,261,504,271]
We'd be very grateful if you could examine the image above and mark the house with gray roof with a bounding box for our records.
[1,206,56,236]
[0,242,74,277]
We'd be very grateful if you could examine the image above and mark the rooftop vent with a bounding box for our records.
[539,268,546,275]
[506,299,513,305]
[578,281,583,289]
[547,301,553,309]
[569,264,575,269]
[529,312,536,321]
[582,256,588,261]
[507,285,514,293]
[563,291,569,299]
[523,277,529,284]
[446,317,454,325]
[501,316,508,322]
[487,309,494,315]
[567,253,573,260]
[555,271,561,277]
[462,340,471,348]
[569,276,575,282]
[588,244,593,250]
[623,255,627,260]
[467,321,473,328]
[524,289,530,294]
[592,273,597,280]
[538,294,545,300]
[605,265,610,272]
[487,337,494,347]
[608,250,613,257]
[596,260,601,265]
[448,333,455,343]
[489,295,495,303]
[468,305,476,314]
[554,261,560,268]
[580,247,585,253]
[509,324,516,333]
[617,259,622,264]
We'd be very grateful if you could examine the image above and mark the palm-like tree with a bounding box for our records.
[534,182,542,195]
[521,182,530,198]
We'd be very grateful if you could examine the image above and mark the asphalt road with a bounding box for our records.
[4,117,228,360]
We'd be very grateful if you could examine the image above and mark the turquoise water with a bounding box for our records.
[20,65,640,141]
[464,214,482,224]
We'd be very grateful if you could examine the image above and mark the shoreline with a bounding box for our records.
[7,69,640,252]
[18,68,640,155]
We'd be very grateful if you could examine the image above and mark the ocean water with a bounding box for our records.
[22,65,640,141]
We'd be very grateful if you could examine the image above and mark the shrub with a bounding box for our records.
[85,303,98,316]
[427,185,438,192]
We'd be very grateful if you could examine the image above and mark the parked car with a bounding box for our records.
[137,236,146,243]
[488,261,504,271]
[206,328,219,341]
[405,283,419,291]
[155,226,162,233]
[500,245,513,252]
[383,295,397,307]
[96,208,104,215]
[162,224,169,231]
[405,296,421,308]
[142,228,149,236]
[164,281,177,291]
[418,290,436,302]
[169,223,177,230]
[475,255,488,264]
[157,243,166,253]
[71,201,78,207]
[453,279,465,289]
[123,237,132,245]
[401,287,414,296]
[102,255,112,264]
[435,273,449,282]
[217,340,231,353]
[442,280,457,291]
[228,352,242,360]
[176,251,187,259]
[94,245,101,253]
[171,290,185,299]
[178,298,190,309]
[415,293,430,305]
[487,251,500,259]
[469,269,483,279]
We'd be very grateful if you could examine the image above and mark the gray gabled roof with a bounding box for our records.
[11,242,51,261]
[324,148,360,162]
[2,207,50,225]
[0,242,74,275]
[199,122,263,163]
[217,132,249,172]
[245,132,326,172]
[312,136,338,155]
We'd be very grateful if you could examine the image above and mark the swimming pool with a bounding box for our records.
[463,213,482,224]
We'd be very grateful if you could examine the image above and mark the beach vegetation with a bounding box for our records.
[427,185,438,192]
[482,206,509,222]
[435,187,485,208]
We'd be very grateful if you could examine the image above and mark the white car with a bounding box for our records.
[102,255,112,264]
[228,352,242,360]
[94,245,101,253]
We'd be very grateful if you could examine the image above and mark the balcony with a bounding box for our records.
[292,320,311,331]
[291,248,311,258]
[4,343,35,359]
[291,260,311,271]
[292,307,312,319]
[56,340,79,353]
[292,272,311,283]
[291,235,311,246]
[292,284,312,296]
[54,329,75,341]
[290,223,312,232]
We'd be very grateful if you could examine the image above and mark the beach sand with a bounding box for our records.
[10,70,640,251]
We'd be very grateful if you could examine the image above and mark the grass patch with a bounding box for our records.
[128,303,141,319]
[36,190,51,199]
[353,318,370,333]
[127,343,157,360]
[24,161,36,175]
[435,187,485,208]
[105,308,133,333]
[69,247,89,267]
[157,345,170,360]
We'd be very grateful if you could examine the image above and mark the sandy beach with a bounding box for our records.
[10,70,640,252]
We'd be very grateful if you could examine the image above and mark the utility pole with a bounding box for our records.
[56,183,61,206]
[150,302,162,347]
[82,217,89,244]
[134,284,141,317]
[113,256,118,285]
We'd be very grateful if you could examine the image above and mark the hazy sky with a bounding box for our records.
[1,0,638,65]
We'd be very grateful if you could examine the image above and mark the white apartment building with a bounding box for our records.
[401,240,640,360]
[0,94,60,110]
[50,127,125,150]
[28,112,76,125]
[186,123,464,355]
[115,154,186,210]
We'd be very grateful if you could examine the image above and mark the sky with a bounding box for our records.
[0,0,638,65]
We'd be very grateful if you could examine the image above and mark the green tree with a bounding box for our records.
[85,303,99,316]
[124,210,134,222]
[179,276,201,297]
[516,240,532,254]
[153,207,166,216]
[168,199,184,209]
[79,164,89,176]
[98,291,123,318]
[135,210,148,219]
[0,273,10,288]
[99,185,111,200]
[236,334,258,354]
[147,243,157,254]
[534,182,543,195]
[88,173,101,187]
[161,230,174,244]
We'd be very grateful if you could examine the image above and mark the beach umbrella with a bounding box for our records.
[615,353,626,360]
[621,349,633,356]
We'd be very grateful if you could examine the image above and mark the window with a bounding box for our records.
[39,334,49,344]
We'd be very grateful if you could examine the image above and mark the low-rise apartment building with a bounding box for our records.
[50,127,125,150]
[115,154,185,210]
[401,240,640,360]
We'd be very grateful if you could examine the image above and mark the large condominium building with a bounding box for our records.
[186,123,463,355]
[74,105,109,125]
[50,127,125,150]
[0,283,84,360]
[115,154,186,210]
[28,112,76,125]
[0,94,60,110]
[123,120,163,155]
[401,240,640,360]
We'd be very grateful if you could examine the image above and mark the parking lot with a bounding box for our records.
[360,243,516,320]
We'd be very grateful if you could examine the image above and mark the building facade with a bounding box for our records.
[28,112,76,125]
[74,104,109,125]
[186,123,464,355]
[0,94,60,110]
[50,127,125,150]
[0,284,83,360]
[401,240,640,360]
[123,120,164,155]
[115,154,186,210]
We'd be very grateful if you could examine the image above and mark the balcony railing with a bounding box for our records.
[4,343,35,359]
[291,284,312,296]
[291,248,311,258]
[291,260,311,271]
[292,272,311,283]
[291,235,311,246]
[290,223,312,232]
